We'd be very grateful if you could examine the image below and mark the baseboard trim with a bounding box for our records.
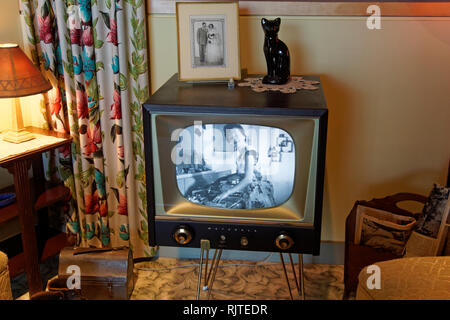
[157,241,344,265]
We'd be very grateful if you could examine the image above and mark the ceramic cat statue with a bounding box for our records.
[261,18,290,85]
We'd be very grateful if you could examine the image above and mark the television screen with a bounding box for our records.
[150,113,318,224]
[174,123,295,209]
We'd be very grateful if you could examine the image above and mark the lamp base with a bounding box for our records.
[2,129,35,144]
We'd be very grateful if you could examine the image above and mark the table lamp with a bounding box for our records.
[0,43,52,143]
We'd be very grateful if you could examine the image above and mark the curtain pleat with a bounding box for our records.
[19,0,156,258]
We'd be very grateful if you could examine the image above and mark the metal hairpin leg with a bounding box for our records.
[196,240,223,300]
[298,254,305,300]
[279,252,305,300]
[206,249,218,287]
[196,241,207,300]
[206,249,222,300]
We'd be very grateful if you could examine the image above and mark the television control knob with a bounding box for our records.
[174,226,193,245]
[240,236,249,247]
[275,234,294,250]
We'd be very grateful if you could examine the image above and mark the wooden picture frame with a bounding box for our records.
[176,1,241,81]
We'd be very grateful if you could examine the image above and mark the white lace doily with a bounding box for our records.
[238,76,320,93]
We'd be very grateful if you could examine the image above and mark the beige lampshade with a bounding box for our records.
[0,44,52,98]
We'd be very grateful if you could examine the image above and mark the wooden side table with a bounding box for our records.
[0,127,72,296]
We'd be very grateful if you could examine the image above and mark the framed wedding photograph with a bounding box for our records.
[176,1,241,81]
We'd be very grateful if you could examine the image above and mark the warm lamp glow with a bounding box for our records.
[0,44,52,143]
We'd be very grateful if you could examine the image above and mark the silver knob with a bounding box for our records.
[240,236,249,247]
[275,234,294,250]
[174,226,192,245]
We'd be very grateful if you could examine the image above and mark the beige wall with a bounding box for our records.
[0,0,22,48]
[149,14,450,242]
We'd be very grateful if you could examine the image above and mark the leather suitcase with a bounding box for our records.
[57,246,134,300]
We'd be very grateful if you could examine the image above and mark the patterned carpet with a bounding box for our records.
[13,256,345,300]
[131,257,344,300]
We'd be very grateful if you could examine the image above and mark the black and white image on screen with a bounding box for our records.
[174,124,295,209]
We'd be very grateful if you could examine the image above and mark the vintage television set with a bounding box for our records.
[143,75,328,255]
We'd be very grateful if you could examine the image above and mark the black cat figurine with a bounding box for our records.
[261,18,290,85]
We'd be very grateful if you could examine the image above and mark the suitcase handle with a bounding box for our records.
[73,246,128,255]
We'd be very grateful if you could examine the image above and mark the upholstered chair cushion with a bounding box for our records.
[356,256,450,300]
[0,251,13,300]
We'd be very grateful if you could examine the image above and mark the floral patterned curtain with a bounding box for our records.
[19,0,156,258]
